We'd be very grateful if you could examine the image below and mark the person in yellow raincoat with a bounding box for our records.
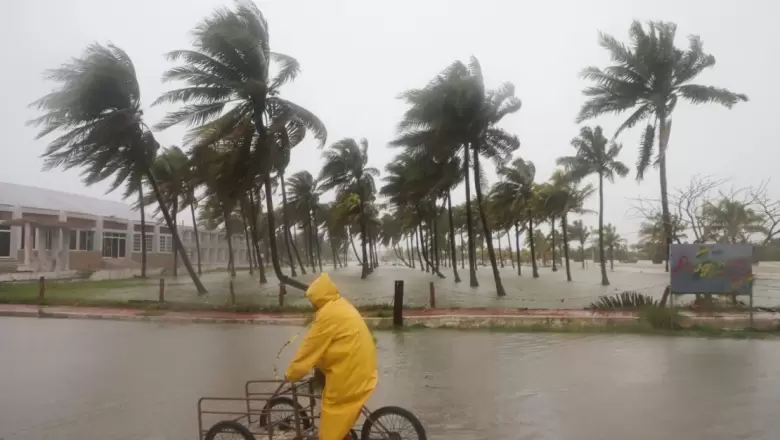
[285,273,378,440]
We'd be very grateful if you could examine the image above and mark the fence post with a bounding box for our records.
[393,280,404,328]
[158,278,165,303]
[429,281,436,309]
[279,283,286,308]
[38,276,45,301]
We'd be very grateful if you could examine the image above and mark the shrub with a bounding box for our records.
[588,291,658,310]
[638,306,684,330]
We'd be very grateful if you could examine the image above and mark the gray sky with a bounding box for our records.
[3,0,777,242]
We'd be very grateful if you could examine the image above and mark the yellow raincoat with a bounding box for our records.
[285,274,378,440]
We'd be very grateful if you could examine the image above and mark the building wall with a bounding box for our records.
[130,252,175,271]
[103,220,127,231]
[0,204,249,274]
[69,251,103,271]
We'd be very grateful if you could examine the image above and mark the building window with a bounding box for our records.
[69,230,77,250]
[159,234,173,253]
[42,229,54,250]
[102,232,126,258]
[133,233,153,253]
[79,230,95,251]
[0,226,10,257]
[21,225,36,250]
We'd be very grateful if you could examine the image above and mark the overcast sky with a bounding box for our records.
[2,0,777,242]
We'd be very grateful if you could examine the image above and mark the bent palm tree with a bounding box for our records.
[557,126,628,286]
[492,157,539,278]
[319,138,378,279]
[29,43,206,293]
[155,2,326,291]
[568,220,590,269]
[578,21,747,272]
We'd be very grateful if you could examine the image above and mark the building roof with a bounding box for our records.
[0,181,156,222]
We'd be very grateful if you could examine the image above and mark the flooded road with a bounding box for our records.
[2,317,780,440]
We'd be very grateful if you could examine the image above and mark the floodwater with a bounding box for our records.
[96,260,780,309]
[2,318,780,440]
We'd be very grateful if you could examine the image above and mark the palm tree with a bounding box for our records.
[394,58,521,295]
[599,224,625,271]
[557,126,628,286]
[638,213,687,264]
[704,198,764,244]
[568,220,590,269]
[155,1,326,292]
[545,170,596,281]
[319,138,378,279]
[124,173,149,277]
[29,43,207,293]
[492,158,539,278]
[578,21,747,272]
[287,171,323,273]
[147,146,192,276]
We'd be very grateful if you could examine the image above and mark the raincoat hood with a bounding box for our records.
[306,273,341,309]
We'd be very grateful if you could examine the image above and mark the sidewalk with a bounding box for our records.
[2,303,779,330]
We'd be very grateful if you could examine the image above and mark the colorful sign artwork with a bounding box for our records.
[669,244,754,295]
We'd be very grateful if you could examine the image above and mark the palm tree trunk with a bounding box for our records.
[262,178,308,291]
[415,226,424,271]
[279,173,298,277]
[190,203,202,275]
[658,115,672,273]
[223,208,236,278]
[528,213,539,278]
[419,224,430,273]
[598,173,610,286]
[406,233,415,268]
[312,209,323,273]
[446,191,461,283]
[350,229,363,265]
[290,225,306,274]
[460,229,465,269]
[358,191,370,279]
[472,149,505,296]
[515,222,522,276]
[138,184,147,278]
[580,242,585,269]
[610,246,615,271]
[172,199,178,277]
[144,170,206,294]
[329,235,338,270]
[562,215,572,282]
[463,147,478,287]
[550,216,557,272]
[307,220,316,273]
[240,202,253,275]
[497,232,504,268]
[247,189,267,283]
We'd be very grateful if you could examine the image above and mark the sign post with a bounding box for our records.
[670,244,755,325]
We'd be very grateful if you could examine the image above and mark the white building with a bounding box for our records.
[0,182,248,274]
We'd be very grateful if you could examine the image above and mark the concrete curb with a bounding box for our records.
[2,305,780,330]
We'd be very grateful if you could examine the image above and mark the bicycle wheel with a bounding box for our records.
[360,406,426,440]
[258,396,312,431]
[204,420,256,440]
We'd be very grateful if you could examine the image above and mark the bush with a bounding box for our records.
[638,306,684,330]
[588,291,658,310]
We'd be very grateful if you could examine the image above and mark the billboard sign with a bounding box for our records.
[669,244,754,295]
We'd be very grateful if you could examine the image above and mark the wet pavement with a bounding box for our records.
[91,261,780,309]
[2,318,780,439]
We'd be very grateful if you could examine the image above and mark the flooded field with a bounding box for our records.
[2,317,780,440]
[92,260,780,309]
